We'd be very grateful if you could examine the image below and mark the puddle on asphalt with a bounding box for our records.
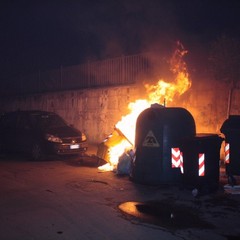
[118,200,213,230]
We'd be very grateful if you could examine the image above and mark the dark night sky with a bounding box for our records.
[0,0,240,79]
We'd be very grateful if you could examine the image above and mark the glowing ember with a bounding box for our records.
[98,41,191,171]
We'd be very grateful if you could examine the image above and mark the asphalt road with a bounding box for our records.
[0,151,240,240]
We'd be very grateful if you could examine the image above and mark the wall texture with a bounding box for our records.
[0,80,239,144]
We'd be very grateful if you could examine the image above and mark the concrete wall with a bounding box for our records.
[0,85,141,143]
[0,80,239,144]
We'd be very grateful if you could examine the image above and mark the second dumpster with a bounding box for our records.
[220,115,240,176]
[180,133,223,194]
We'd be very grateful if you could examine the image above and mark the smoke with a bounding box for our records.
[0,0,186,77]
[2,0,238,78]
[71,0,181,60]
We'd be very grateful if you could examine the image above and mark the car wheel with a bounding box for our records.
[31,143,44,161]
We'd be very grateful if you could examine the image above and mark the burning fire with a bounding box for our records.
[98,42,191,172]
[145,41,191,105]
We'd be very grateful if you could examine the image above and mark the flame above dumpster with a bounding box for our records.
[98,42,191,171]
[145,42,190,104]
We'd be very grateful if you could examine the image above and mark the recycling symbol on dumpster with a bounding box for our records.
[142,130,160,147]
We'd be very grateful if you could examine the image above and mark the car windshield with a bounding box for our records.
[30,113,67,129]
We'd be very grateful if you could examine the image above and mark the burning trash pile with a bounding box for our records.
[95,41,232,196]
[97,41,192,174]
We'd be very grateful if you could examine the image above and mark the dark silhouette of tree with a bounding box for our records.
[209,35,240,85]
[209,35,240,116]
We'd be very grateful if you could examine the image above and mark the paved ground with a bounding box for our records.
[0,146,240,240]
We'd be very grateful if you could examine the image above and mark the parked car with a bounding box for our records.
[0,110,88,160]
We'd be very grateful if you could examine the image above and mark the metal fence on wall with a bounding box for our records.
[1,54,151,96]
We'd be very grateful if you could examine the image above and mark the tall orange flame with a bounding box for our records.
[98,42,191,171]
[145,41,191,105]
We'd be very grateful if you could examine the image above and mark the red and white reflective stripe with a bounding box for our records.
[224,143,230,164]
[198,153,205,176]
[180,152,184,174]
[171,148,181,168]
